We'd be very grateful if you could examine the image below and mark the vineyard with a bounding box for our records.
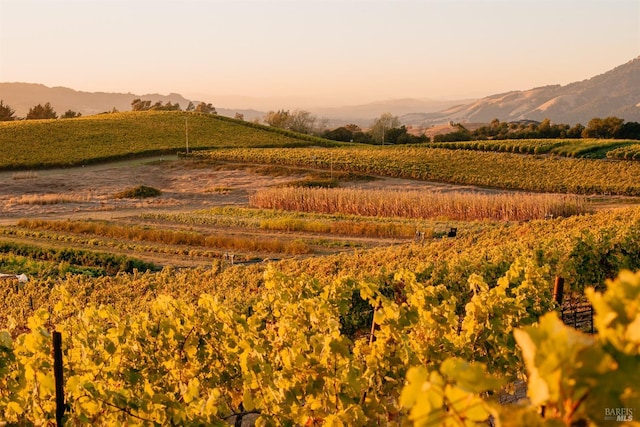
[607,143,640,160]
[0,111,336,170]
[1,206,639,425]
[0,112,639,426]
[427,138,638,159]
[197,146,640,195]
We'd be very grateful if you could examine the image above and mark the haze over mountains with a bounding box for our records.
[403,57,640,127]
[0,83,192,117]
[1,56,638,128]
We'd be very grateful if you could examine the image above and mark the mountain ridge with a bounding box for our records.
[402,57,640,126]
[2,57,638,126]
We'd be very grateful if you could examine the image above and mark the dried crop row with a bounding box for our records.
[143,207,425,239]
[14,219,312,256]
[0,226,224,263]
[249,187,589,221]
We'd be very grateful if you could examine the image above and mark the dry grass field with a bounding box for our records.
[1,154,637,269]
[0,156,493,267]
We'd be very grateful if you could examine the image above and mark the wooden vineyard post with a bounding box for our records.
[53,331,65,427]
[553,276,564,305]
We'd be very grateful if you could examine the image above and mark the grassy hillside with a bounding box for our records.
[0,111,336,170]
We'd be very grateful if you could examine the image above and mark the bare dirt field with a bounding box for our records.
[0,156,517,224]
[1,156,636,227]
[0,156,286,223]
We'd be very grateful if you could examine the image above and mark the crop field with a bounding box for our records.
[1,112,639,426]
[198,146,640,195]
[428,138,638,158]
[606,143,640,160]
[249,187,589,221]
[0,111,337,170]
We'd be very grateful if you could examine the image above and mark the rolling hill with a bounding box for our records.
[0,111,335,170]
[402,56,640,127]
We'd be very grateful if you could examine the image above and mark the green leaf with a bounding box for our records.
[243,387,255,411]
[400,366,429,409]
[440,358,505,393]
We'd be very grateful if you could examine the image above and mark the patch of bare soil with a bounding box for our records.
[1,156,633,227]
[0,156,298,224]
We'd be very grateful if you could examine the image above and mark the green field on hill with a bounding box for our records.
[0,111,336,170]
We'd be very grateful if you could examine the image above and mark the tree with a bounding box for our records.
[26,102,57,119]
[0,100,16,121]
[263,109,317,134]
[323,126,354,142]
[195,102,216,114]
[234,112,245,121]
[615,121,640,139]
[369,113,400,144]
[433,130,472,142]
[264,110,291,128]
[186,101,195,112]
[314,117,330,135]
[288,110,316,134]
[386,125,429,144]
[131,99,152,111]
[535,118,565,138]
[582,116,624,138]
[150,101,181,111]
[322,123,370,143]
[384,126,407,144]
[566,123,585,139]
[61,109,82,119]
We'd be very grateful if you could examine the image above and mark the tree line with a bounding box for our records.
[130,99,217,114]
[263,110,428,144]
[2,97,638,141]
[433,117,640,142]
[265,110,640,143]
[0,100,81,120]
[0,99,220,121]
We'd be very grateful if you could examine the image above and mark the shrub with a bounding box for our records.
[114,185,162,199]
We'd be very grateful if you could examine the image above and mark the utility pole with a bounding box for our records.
[185,117,189,154]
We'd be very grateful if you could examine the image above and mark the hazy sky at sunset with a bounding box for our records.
[1,0,638,108]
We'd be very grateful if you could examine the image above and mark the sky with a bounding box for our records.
[0,0,639,109]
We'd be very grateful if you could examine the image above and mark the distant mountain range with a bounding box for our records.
[1,57,638,127]
[310,98,474,127]
[0,83,192,117]
[402,57,640,127]
[0,83,264,121]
